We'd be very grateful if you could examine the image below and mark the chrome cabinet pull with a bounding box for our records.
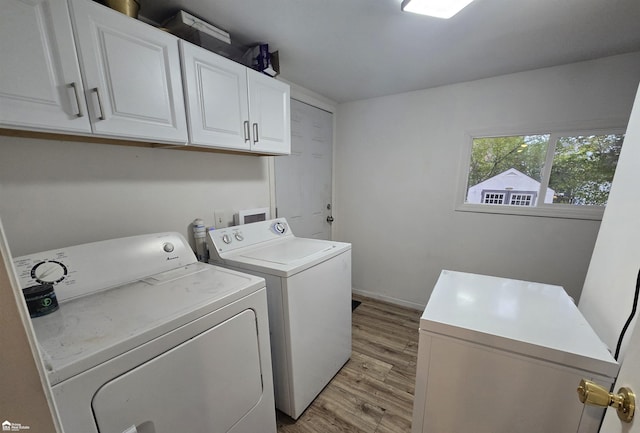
[253,123,259,144]
[70,82,83,118]
[244,120,250,142]
[92,87,106,121]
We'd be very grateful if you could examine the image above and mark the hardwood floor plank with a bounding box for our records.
[342,351,394,382]
[331,368,414,421]
[375,409,413,433]
[384,369,416,396]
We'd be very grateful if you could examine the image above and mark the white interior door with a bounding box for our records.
[599,323,640,432]
[274,99,333,239]
[577,86,640,431]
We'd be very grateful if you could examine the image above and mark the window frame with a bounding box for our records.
[456,126,627,220]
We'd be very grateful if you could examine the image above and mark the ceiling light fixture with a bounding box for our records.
[401,0,475,19]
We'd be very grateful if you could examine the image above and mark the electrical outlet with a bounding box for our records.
[213,209,235,229]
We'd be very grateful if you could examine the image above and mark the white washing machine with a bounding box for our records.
[412,270,619,433]
[13,232,276,433]
[206,218,352,419]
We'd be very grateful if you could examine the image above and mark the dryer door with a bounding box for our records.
[92,309,263,433]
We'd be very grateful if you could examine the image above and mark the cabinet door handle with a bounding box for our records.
[92,87,106,121]
[244,120,250,142]
[70,82,83,118]
[253,123,259,144]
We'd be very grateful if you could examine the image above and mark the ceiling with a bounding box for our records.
[138,0,640,103]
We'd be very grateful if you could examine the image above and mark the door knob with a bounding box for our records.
[326,216,334,223]
[577,379,635,423]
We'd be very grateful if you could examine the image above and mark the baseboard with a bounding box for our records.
[351,288,425,311]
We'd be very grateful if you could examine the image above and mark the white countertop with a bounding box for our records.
[422,270,619,378]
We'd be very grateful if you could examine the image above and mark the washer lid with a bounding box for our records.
[226,238,351,277]
[32,262,265,385]
[240,238,334,264]
[421,270,619,378]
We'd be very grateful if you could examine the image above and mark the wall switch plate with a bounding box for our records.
[213,209,235,229]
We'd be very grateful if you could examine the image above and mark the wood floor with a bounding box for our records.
[276,295,422,433]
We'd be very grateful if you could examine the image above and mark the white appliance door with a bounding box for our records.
[92,309,263,433]
[285,250,352,418]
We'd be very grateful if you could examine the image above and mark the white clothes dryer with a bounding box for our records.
[207,218,352,419]
[13,232,276,433]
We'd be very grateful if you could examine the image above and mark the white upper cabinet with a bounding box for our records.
[247,69,291,155]
[68,0,188,143]
[1,0,288,154]
[181,41,290,154]
[0,0,91,133]
[180,42,251,151]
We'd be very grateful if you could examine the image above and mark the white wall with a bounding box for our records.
[0,137,271,256]
[334,52,640,309]
[579,84,640,358]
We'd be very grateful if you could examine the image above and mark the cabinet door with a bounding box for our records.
[0,0,91,133]
[68,0,187,144]
[180,41,251,151]
[247,69,291,155]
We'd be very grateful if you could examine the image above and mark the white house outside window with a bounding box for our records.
[458,131,625,219]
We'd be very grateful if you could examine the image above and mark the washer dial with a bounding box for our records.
[31,260,68,284]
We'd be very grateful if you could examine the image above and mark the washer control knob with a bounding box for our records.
[234,232,244,241]
[222,234,232,244]
[163,242,175,253]
[274,222,287,234]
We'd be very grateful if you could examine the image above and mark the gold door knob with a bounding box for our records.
[577,379,635,423]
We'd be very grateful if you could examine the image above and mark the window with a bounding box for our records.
[459,130,625,219]
[509,193,534,206]
[482,192,505,204]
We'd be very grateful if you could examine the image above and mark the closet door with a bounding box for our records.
[69,0,188,144]
[0,0,90,133]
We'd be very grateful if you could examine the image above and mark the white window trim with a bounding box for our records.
[455,126,627,221]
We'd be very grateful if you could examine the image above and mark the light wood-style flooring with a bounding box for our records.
[276,295,422,433]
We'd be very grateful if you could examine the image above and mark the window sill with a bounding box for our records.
[455,203,605,221]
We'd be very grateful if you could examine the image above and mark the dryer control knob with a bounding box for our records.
[274,222,287,234]
[235,232,244,241]
[163,242,175,253]
[222,234,232,244]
